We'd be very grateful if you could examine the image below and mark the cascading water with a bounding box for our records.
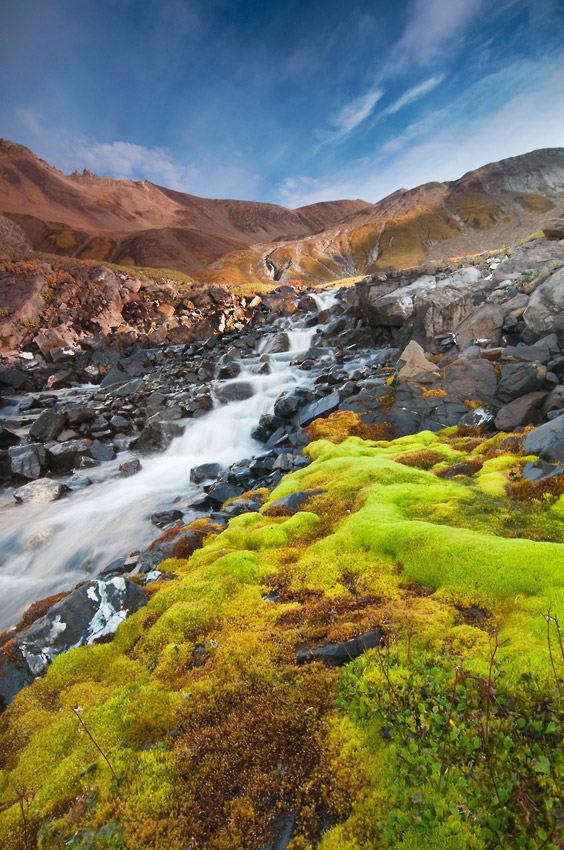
[0,299,338,631]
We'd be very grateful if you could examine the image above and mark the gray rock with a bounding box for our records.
[47,439,92,470]
[455,304,506,348]
[494,363,547,407]
[522,460,564,482]
[29,410,66,442]
[541,440,564,463]
[9,443,47,479]
[190,462,223,484]
[118,458,141,477]
[14,478,65,503]
[215,382,254,403]
[263,490,325,516]
[522,417,564,455]
[542,217,564,241]
[298,391,341,427]
[205,482,245,509]
[151,509,184,527]
[523,267,564,338]
[274,392,302,419]
[494,392,548,431]
[394,340,436,382]
[100,367,129,388]
[90,439,116,462]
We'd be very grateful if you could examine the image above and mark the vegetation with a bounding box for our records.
[1,424,564,848]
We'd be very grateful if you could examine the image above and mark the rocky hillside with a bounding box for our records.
[203,149,564,286]
[0,140,369,273]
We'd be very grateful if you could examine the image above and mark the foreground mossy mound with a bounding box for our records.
[1,427,564,849]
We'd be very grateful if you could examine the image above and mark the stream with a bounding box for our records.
[0,292,342,631]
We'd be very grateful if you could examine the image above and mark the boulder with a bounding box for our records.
[215,382,254,403]
[395,340,437,382]
[47,439,92,471]
[190,462,223,484]
[296,629,384,667]
[542,217,564,241]
[29,410,66,442]
[522,460,564,482]
[14,478,65,503]
[494,392,548,431]
[493,363,547,407]
[263,490,325,517]
[523,267,564,338]
[297,391,341,427]
[455,303,506,348]
[9,443,48,479]
[0,577,147,704]
[118,458,141,477]
[522,417,564,456]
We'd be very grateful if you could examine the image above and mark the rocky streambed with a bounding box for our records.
[1,234,564,704]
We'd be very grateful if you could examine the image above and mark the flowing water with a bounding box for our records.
[0,303,337,631]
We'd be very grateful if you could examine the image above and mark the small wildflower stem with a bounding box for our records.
[438,663,461,789]
[72,707,118,782]
[546,607,559,688]
[13,784,31,850]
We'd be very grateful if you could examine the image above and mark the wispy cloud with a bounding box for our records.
[386,74,445,115]
[316,87,384,144]
[15,107,43,135]
[68,141,186,188]
[392,0,486,70]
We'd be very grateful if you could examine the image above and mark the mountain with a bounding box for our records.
[200,149,564,286]
[1,141,563,285]
[0,140,370,273]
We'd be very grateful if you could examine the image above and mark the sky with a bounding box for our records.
[1,0,563,208]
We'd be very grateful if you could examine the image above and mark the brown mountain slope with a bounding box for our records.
[0,140,370,272]
[198,149,564,286]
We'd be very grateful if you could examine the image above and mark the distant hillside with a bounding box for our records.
[1,141,563,286]
[199,149,564,286]
[0,140,370,273]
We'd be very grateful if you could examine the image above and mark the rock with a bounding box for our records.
[523,267,564,338]
[494,392,548,431]
[493,363,547,407]
[151,510,184,527]
[47,439,92,470]
[274,393,302,419]
[100,367,129,388]
[0,577,147,704]
[205,482,245,509]
[109,414,130,432]
[541,440,564,463]
[29,410,66,442]
[135,420,183,452]
[66,474,93,490]
[263,490,325,517]
[252,413,285,443]
[543,385,564,417]
[217,359,241,379]
[14,478,65,503]
[89,439,116,462]
[457,408,495,429]
[522,417,564,456]
[215,382,254,403]
[297,391,341,427]
[190,462,223,484]
[118,458,141,477]
[503,335,560,365]
[542,217,564,241]
[395,340,437,382]
[9,443,47,479]
[262,332,290,354]
[522,459,564,482]
[455,303,506,348]
[296,629,384,667]
[0,426,21,449]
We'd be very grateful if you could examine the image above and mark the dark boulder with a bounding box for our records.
[215,382,254,403]
[9,443,47,479]
[29,410,66,442]
[190,462,223,484]
[263,490,325,517]
[0,577,147,705]
[296,629,384,667]
[298,391,341,427]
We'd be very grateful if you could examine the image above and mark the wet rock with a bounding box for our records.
[29,409,66,442]
[135,420,183,452]
[205,482,245,510]
[251,413,285,442]
[263,490,325,517]
[151,509,184,527]
[109,414,130,432]
[9,443,47,479]
[296,629,384,667]
[89,439,116,462]
[66,474,93,490]
[494,392,548,431]
[0,577,147,704]
[0,426,21,449]
[190,462,223,484]
[215,381,254,403]
[274,392,302,419]
[14,478,65,503]
[118,458,141,476]
[47,439,92,471]
[262,332,290,354]
[298,391,341,427]
[217,358,241,379]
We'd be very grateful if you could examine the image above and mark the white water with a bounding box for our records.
[0,321,328,631]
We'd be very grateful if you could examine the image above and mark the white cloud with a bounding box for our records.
[386,75,445,115]
[317,87,384,144]
[392,0,486,70]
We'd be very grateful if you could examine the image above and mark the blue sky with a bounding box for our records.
[1,0,563,207]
